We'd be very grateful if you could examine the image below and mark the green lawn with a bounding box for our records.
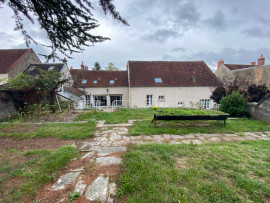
[0,146,77,202]
[116,141,270,203]
[0,121,96,140]
[75,108,154,124]
[130,118,270,135]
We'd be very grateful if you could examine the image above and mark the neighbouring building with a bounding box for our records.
[215,54,270,89]
[0,49,41,84]
[70,65,128,108]
[70,61,222,109]
[24,61,85,109]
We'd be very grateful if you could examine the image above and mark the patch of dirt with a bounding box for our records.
[0,124,41,133]
[0,137,77,152]
[35,111,81,122]
[175,157,188,169]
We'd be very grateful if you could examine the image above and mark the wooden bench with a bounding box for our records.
[151,113,229,126]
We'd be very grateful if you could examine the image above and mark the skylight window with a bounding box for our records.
[154,78,162,83]
[82,79,87,84]
[93,80,97,84]
[110,80,115,84]
[48,66,55,71]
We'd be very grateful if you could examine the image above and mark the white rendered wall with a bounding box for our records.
[0,74,8,85]
[130,86,216,108]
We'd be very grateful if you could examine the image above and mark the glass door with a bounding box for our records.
[147,95,153,107]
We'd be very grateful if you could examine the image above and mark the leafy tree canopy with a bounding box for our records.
[93,61,102,70]
[248,84,270,102]
[210,86,226,104]
[1,0,128,60]
[105,62,119,71]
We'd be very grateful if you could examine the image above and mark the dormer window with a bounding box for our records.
[110,80,115,84]
[82,79,87,84]
[154,78,162,83]
[48,66,55,71]
[93,80,97,84]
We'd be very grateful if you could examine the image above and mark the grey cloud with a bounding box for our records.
[173,2,200,25]
[162,54,177,60]
[142,29,179,43]
[204,10,227,30]
[242,26,268,38]
[171,47,185,52]
[183,47,270,70]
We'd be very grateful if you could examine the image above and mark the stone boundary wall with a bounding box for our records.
[0,91,18,121]
[248,96,270,123]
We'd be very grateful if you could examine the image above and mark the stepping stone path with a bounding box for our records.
[44,120,270,202]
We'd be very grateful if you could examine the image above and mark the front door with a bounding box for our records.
[147,95,153,107]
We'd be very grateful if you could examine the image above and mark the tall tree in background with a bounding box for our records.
[1,0,128,60]
[93,61,102,70]
[105,62,119,71]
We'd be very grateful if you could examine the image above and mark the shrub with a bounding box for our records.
[248,84,270,102]
[219,91,248,117]
[210,86,226,104]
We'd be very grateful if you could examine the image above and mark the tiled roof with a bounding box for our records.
[70,69,128,87]
[0,49,31,74]
[224,64,254,71]
[128,61,222,87]
[24,63,64,76]
[64,86,85,96]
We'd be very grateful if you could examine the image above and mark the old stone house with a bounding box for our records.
[0,49,41,84]
[215,54,270,89]
[70,61,222,109]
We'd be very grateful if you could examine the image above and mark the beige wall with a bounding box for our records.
[0,74,8,85]
[215,64,235,87]
[78,87,129,108]
[130,86,215,108]
[215,64,270,89]
[8,50,41,79]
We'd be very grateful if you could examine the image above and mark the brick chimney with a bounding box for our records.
[85,65,88,70]
[258,54,265,66]
[217,59,224,69]
[251,62,256,66]
[70,66,73,69]
[192,71,196,82]
[63,57,67,63]
[81,61,84,70]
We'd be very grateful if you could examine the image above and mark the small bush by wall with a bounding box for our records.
[219,91,248,117]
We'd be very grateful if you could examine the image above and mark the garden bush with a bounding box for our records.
[219,91,248,117]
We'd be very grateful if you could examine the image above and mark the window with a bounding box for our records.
[48,66,55,71]
[94,96,107,106]
[110,95,122,106]
[158,95,165,101]
[110,80,114,84]
[154,78,162,83]
[82,79,87,84]
[147,95,153,107]
[200,99,210,109]
[93,80,97,84]
[85,95,91,105]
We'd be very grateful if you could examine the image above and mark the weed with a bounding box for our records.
[68,191,80,202]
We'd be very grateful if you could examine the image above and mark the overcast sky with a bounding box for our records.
[1,0,270,71]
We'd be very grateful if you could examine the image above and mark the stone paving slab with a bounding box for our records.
[85,175,109,203]
[97,147,127,156]
[74,176,86,195]
[96,157,122,166]
[81,152,95,159]
[108,183,117,203]
[52,172,80,191]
